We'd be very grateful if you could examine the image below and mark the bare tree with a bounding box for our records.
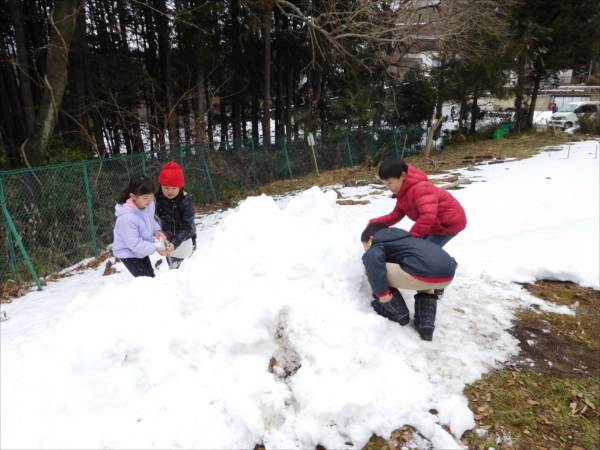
[269,0,509,66]
[23,0,83,166]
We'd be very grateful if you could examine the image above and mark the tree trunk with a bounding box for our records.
[319,75,326,127]
[206,85,214,146]
[433,92,443,140]
[285,60,293,141]
[183,96,192,146]
[192,70,208,145]
[122,126,133,154]
[293,70,300,139]
[469,91,479,134]
[309,68,322,126]
[513,52,527,133]
[263,4,272,150]
[275,62,284,141]
[458,95,468,134]
[72,4,92,152]
[241,100,248,142]
[92,107,107,157]
[24,0,83,166]
[251,93,259,143]
[131,118,144,152]
[527,72,542,129]
[0,60,22,167]
[230,0,242,149]
[220,99,228,149]
[9,0,36,134]
[154,0,179,149]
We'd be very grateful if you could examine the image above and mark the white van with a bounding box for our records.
[549,101,600,130]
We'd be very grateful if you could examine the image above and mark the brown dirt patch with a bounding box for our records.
[511,281,600,375]
[462,280,600,450]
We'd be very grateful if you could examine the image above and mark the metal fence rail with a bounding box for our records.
[0,125,425,285]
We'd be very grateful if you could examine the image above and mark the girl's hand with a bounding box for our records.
[154,230,167,241]
[166,242,175,252]
[156,247,169,257]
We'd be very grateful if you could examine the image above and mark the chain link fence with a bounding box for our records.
[0,125,425,286]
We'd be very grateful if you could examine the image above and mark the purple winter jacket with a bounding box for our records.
[112,199,162,259]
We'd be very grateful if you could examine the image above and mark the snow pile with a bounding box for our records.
[2,140,598,449]
[448,140,599,288]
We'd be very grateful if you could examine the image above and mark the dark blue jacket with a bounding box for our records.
[155,190,196,248]
[362,228,457,296]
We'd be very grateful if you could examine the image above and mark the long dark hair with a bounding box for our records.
[117,177,155,204]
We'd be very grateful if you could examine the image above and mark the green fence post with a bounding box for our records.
[141,152,147,176]
[0,176,42,290]
[250,139,257,185]
[200,145,218,203]
[392,127,400,157]
[81,161,99,257]
[400,126,408,159]
[282,137,293,178]
[345,130,354,166]
[0,175,17,270]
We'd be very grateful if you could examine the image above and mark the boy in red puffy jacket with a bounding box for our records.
[369,157,467,248]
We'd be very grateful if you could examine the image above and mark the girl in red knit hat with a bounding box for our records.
[155,162,197,269]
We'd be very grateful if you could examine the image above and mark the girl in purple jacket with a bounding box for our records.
[112,177,173,277]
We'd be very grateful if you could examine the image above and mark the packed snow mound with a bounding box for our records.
[2,141,598,449]
[1,187,520,450]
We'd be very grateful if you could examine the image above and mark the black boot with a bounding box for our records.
[413,293,438,341]
[434,288,445,299]
[371,288,409,325]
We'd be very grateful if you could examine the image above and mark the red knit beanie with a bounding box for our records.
[158,162,184,187]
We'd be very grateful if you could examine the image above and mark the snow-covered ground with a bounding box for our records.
[1,140,599,449]
[533,110,553,126]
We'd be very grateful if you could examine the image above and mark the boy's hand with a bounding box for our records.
[156,247,169,257]
[166,242,175,252]
[378,294,392,303]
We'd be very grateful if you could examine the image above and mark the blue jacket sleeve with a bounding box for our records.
[115,217,156,258]
[362,244,390,297]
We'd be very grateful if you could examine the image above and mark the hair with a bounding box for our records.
[117,177,155,204]
[378,156,408,180]
[361,223,388,242]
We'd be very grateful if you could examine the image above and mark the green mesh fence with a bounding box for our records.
[0,125,425,285]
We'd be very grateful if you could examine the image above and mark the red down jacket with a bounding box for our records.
[370,165,467,238]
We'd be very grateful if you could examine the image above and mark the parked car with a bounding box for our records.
[549,101,600,130]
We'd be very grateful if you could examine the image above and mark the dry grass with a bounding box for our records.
[461,281,600,450]
[195,130,580,215]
